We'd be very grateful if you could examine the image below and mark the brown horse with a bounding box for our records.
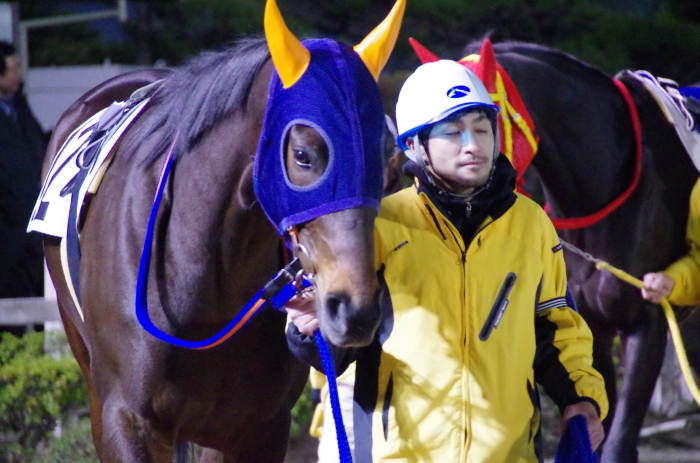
[38,0,406,460]
[459,40,699,462]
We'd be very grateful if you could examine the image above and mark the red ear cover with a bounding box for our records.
[474,39,497,93]
[408,37,440,64]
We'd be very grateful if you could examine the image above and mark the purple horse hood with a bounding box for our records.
[253,38,385,234]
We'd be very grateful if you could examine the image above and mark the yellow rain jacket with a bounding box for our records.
[288,157,607,463]
[662,178,700,305]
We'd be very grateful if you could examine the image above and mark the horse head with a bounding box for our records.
[255,0,405,347]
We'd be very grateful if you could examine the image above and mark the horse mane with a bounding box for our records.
[129,36,271,163]
[462,39,611,82]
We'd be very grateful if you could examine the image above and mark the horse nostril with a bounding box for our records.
[322,290,381,346]
[325,292,351,320]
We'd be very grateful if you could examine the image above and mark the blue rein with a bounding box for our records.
[135,141,310,349]
[134,138,353,460]
[135,142,596,463]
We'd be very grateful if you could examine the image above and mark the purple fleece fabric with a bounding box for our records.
[253,38,385,234]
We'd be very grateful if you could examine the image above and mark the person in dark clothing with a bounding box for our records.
[0,41,46,305]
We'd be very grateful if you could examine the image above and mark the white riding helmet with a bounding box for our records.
[395,60,500,162]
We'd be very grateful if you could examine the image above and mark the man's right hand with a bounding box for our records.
[641,272,675,303]
[286,289,319,336]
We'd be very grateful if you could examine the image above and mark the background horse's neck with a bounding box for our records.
[494,43,635,218]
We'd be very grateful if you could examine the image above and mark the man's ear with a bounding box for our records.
[406,136,415,151]
[406,135,428,165]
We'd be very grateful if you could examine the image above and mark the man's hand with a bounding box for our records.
[285,289,318,336]
[561,401,604,451]
[641,272,674,303]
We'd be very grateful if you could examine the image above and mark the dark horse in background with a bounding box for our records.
[38,0,406,460]
[461,40,700,461]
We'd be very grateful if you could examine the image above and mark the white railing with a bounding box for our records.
[18,0,128,73]
[0,266,59,328]
[0,297,58,325]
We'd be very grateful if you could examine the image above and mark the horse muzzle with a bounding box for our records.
[319,286,382,347]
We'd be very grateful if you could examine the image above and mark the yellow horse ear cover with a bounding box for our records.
[354,0,406,81]
[264,0,311,89]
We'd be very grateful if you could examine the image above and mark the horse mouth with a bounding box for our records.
[320,289,381,347]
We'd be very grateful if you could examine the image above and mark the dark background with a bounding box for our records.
[17,0,700,85]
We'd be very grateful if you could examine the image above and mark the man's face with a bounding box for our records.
[0,54,22,96]
[422,110,495,195]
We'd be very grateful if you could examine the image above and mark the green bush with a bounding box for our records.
[290,382,314,438]
[0,332,87,463]
[31,418,97,463]
[0,333,327,459]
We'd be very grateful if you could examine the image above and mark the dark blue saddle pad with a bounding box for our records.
[679,86,700,100]
[679,87,700,133]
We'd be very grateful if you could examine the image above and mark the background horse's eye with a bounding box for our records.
[294,150,312,168]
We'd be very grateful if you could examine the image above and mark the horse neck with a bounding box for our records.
[163,143,281,321]
[160,67,281,321]
[500,50,635,218]
[531,112,634,219]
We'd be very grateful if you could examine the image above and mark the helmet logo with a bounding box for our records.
[446,85,471,98]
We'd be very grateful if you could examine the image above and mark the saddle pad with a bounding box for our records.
[27,98,150,237]
[626,70,700,173]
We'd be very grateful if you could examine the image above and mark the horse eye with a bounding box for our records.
[294,150,312,168]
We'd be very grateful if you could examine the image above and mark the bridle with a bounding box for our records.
[285,225,316,285]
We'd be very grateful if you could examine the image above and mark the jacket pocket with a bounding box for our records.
[479,272,517,341]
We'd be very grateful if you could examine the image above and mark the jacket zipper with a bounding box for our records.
[447,222,469,463]
[424,199,470,460]
[439,217,471,462]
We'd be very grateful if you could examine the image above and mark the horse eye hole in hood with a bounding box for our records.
[283,122,333,188]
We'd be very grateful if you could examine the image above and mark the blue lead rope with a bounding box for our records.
[555,414,598,463]
[314,330,353,463]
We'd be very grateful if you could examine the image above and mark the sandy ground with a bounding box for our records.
[283,387,700,463]
[636,445,700,462]
[285,435,318,463]
[285,416,700,463]
[285,435,700,463]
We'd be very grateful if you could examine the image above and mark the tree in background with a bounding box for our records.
[19,0,700,83]
[669,0,700,25]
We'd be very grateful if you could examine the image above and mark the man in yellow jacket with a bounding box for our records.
[287,60,607,462]
[642,179,700,305]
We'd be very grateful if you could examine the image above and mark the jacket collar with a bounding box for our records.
[404,154,517,243]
